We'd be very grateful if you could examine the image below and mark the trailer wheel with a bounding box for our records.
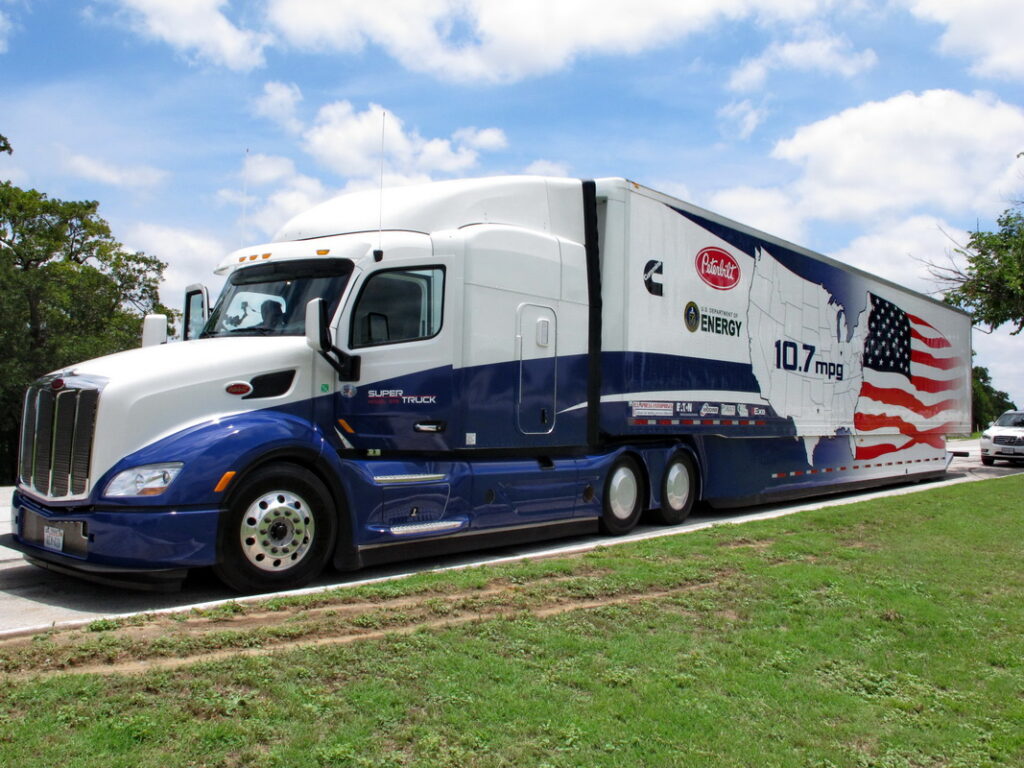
[599,456,644,535]
[651,451,697,525]
[214,463,336,593]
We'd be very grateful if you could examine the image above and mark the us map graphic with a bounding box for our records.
[746,248,964,468]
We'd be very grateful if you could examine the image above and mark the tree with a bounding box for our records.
[930,207,1024,334]
[972,365,1017,432]
[0,134,171,482]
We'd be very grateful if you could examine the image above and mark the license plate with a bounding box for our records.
[43,525,64,552]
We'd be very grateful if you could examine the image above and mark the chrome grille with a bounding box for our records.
[19,383,99,498]
[993,435,1023,446]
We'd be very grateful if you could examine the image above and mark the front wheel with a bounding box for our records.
[214,463,336,593]
[981,456,995,466]
[599,456,645,535]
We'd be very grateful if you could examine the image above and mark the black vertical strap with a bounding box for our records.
[581,180,602,449]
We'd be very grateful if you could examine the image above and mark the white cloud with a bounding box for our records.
[303,101,501,179]
[243,153,296,186]
[706,185,806,244]
[253,173,332,239]
[718,99,767,139]
[124,222,229,308]
[219,157,333,241]
[64,152,167,188]
[0,10,13,53]
[728,28,877,92]
[264,0,832,83]
[112,0,271,71]
[523,159,571,177]
[906,0,1024,79]
[773,89,1024,222]
[453,126,508,151]
[830,215,969,294]
[253,81,303,134]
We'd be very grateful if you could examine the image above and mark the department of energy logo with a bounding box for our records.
[684,301,700,332]
[695,247,740,290]
[684,301,743,337]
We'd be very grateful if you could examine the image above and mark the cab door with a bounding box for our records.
[335,255,456,452]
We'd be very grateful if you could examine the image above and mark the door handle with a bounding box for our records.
[414,421,446,433]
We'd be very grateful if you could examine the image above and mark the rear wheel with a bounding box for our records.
[214,463,336,593]
[599,456,644,535]
[650,451,697,525]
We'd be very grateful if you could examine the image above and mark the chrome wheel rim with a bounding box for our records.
[239,490,315,572]
[665,460,691,511]
[608,465,639,521]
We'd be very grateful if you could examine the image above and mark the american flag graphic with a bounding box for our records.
[854,294,963,461]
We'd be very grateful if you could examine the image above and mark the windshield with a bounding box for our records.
[995,412,1024,428]
[202,258,353,338]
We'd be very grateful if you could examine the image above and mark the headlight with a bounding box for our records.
[104,463,183,497]
[981,433,991,441]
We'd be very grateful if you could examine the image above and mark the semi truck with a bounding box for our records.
[4,176,972,592]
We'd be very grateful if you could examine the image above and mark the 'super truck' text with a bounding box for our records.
[4,176,972,591]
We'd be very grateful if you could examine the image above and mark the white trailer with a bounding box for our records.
[6,176,972,591]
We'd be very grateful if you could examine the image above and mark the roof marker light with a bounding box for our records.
[317,249,330,255]
[262,253,271,259]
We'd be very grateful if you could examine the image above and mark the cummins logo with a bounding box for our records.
[695,247,740,290]
[644,260,664,296]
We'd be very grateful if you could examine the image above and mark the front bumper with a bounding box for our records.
[5,492,222,589]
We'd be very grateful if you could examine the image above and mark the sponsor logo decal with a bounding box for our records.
[643,260,664,296]
[630,400,674,417]
[684,301,700,333]
[699,403,720,417]
[685,301,743,337]
[695,247,740,290]
[367,389,438,405]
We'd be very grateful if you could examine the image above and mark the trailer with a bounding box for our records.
[4,176,972,591]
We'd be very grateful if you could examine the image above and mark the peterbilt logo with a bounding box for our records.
[695,247,740,290]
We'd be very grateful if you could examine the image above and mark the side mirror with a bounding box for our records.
[305,298,329,352]
[141,314,168,347]
[306,298,360,381]
[183,284,209,340]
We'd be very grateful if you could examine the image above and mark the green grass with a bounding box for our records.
[2,475,1023,767]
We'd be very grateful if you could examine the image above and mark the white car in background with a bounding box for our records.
[980,411,1024,466]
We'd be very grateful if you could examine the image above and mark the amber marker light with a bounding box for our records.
[316,249,330,255]
[214,471,236,493]
[337,419,355,434]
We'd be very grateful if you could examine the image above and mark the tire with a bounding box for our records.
[599,455,645,536]
[650,451,697,525]
[981,456,995,466]
[214,463,336,593]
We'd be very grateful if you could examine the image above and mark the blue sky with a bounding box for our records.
[2,0,1023,405]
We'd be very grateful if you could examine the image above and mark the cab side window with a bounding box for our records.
[350,267,445,348]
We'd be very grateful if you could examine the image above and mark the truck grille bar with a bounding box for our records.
[19,384,99,498]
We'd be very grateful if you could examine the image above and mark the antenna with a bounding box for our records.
[374,111,385,262]
[241,147,250,247]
